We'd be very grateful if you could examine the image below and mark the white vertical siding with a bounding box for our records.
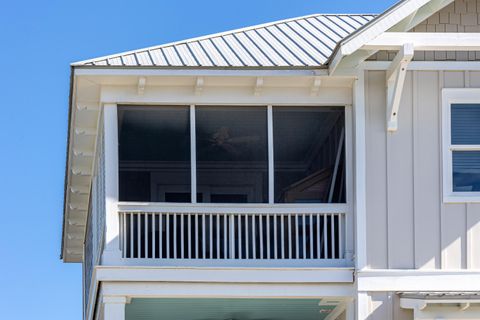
[365,70,480,270]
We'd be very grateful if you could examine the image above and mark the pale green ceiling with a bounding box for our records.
[126,298,339,320]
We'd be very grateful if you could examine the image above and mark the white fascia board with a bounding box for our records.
[74,67,329,78]
[357,270,480,292]
[363,32,480,51]
[95,266,354,283]
[101,281,355,299]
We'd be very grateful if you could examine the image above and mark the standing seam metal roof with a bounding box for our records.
[73,14,376,68]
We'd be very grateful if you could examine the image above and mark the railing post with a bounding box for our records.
[102,103,122,264]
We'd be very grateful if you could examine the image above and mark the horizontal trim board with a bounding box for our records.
[363,62,480,71]
[101,281,355,298]
[75,68,329,77]
[363,33,480,51]
[357,270,480,291]
[95,266,354,283]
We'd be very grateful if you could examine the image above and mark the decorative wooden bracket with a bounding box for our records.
[310,77,322,96]
[386,43,414,132]
[254,77,264,96]
[195,77,204,95]
[137,77,146,95]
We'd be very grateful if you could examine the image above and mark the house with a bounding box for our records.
[61,0,480,319]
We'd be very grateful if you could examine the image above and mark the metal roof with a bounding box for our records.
[73,14,376,68]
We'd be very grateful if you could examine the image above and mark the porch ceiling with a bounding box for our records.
[126,298,341,320]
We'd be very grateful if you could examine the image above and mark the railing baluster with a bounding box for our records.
[238,214,242,259]
[323,214,328,259]
[302,214,306,260]
[145,213,148,258]
[130,213,134,259]
[122,213,126,258]
[229,215,235,259]
[273,214,277,259]
[245,214,249,259]
[195,214,199,259]
[216,214,220,259]
[188,213,191,259]
[152,213,156,258]
[266,214,270,259]
[137,213,141,258]
[317,214,321,259]
[259,215,263,259]
[281,214,284,259]
[224,214,227,259]
[202,214,206,259]
[309,214,313,260]
[288,215,292,259]
[173,213,177,259]
[181,213,184,259]
[159,213,163,259]
[252,214,256,259]
[209,214,213,259]
[331,213,335,259]
[295,215,299,259]
[166,213,170,259]
[339,214,343,260]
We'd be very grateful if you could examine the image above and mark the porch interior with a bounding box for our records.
[124,298,346,320]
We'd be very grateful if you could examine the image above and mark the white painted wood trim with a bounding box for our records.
[353,71,367,270]
[344,105,354,260]
[102,104,121,261]
[441,89,480,203]
[190,104,197,203]
[357,270,480,291]
[363,32,480,51]
[363,61,480,71]
[95,266,354,283]
[75,68,328,77]
[267,105,274,204]
[117,202,349,214]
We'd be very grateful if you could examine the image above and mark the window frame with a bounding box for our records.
[442,88,480,203]
[117,103,352,208]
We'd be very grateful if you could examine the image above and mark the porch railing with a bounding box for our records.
[119,211,347,266]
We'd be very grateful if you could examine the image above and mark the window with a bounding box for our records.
[442,89,480,202]
[118,105,346,204]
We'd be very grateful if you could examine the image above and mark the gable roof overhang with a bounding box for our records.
[328,0,454,74]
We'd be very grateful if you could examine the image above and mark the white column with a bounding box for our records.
[103,296,130,320]
[353,71,367,270]
[102,103,121,264]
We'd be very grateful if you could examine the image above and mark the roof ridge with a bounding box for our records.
[72,12,377,66]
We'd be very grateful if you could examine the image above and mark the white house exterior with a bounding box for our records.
[61,0,480,319]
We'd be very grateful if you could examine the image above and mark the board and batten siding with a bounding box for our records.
[365,70,480,270]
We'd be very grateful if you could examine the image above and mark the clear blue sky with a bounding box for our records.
[0,0,395,319]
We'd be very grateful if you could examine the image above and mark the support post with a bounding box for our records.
[103,296,130,320]
[102,103,121,263]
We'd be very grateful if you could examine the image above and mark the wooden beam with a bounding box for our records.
[194,77,204,95]
[310,77,322,96]
[364,32,480,51]
[254,77,264,96]
[386,43,414,132]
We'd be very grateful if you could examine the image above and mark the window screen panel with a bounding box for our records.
[451,104,480,145]
[195,106,268,203]
[453,151,480,192]
[118,106,191,202]
[273,107,345,203]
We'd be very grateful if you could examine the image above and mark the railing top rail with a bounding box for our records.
[118,202,349,214]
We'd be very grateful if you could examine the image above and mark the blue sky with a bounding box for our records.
[0,0,395,319]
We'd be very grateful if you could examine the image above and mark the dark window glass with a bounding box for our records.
[196,106,268,203]
[453,151,480,192]
[118,106,191,202]
[273,107,345,203]
[451,104,480,145]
